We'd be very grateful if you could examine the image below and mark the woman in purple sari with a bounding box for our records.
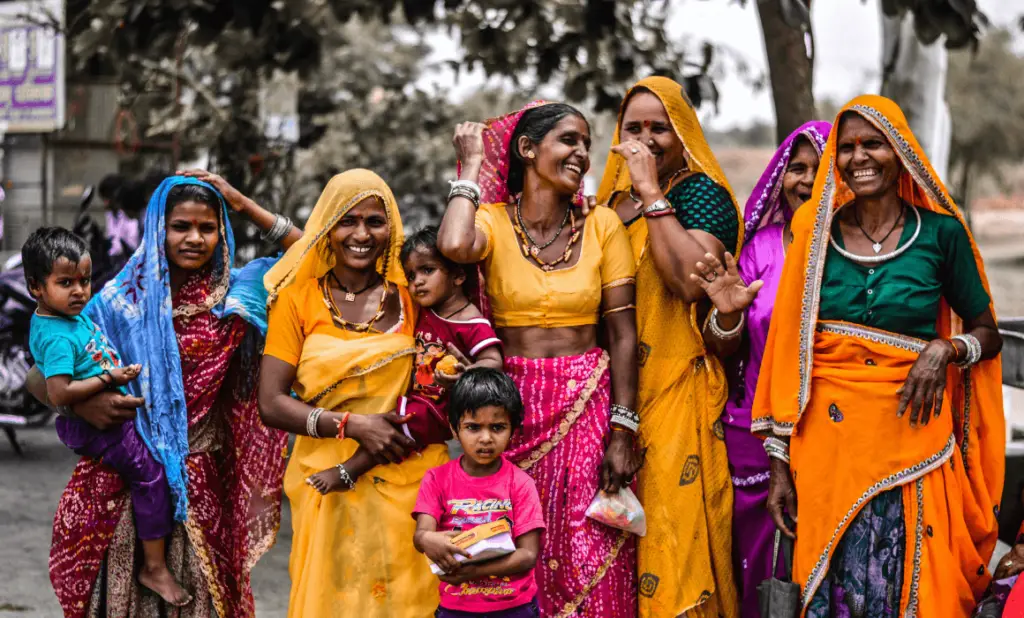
[700,121,831,617]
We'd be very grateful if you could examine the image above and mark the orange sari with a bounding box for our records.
[752,95,1004,617]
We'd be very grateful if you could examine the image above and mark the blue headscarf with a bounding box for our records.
[86,175,275,521]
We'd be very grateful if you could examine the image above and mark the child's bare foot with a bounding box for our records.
[306,467,355,495]
[138,565,192,607]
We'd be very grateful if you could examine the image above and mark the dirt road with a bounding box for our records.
[0,427,292,617]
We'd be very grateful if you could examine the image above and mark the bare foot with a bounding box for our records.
[138,565,192,607]
[306,468,355,495]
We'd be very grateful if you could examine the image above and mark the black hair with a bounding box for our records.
[506,103,590,195]
[22,227,90,288]
[400,225,460,273]
[98,174,124,201]
[165,184,221,216]
[448,367,524,431]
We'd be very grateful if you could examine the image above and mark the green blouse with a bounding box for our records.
[818,206,990,340]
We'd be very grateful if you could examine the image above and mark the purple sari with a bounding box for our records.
[723,120,831,618]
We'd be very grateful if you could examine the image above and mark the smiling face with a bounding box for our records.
[328,197,390,273]
[619,91,688,183]
[455,405,513,470]
[835,113,901,199]
[781,137,822,211]
[30,255,93,317]
[519,114,591,196]
[165,200,221,271]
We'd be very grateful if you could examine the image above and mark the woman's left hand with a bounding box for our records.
[896,339,955,427]
[609,140,661,205]
[177,169,250,214]
[601,430,646,494]
[438,564,479,585]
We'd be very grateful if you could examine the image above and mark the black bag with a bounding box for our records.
[756,530,801,618]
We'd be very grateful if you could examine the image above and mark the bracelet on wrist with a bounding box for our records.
[709,308,745,339]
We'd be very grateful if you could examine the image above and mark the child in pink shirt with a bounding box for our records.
[413,368,545,617]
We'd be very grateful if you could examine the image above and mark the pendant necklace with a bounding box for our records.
[854,203,905,254]
[329,270,380,302]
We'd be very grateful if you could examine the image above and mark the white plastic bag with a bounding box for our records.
[585,487,647,536]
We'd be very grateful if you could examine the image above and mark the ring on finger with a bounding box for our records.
[630,147,639,154]
[705,272,717,282]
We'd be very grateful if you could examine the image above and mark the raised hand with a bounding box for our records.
[176,169,250,214]
[690,252,763,316]
[453,122,486,168]
[609,140,661,206]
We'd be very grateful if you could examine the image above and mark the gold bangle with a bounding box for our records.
[602,277,636,290]
[602,304,636,317]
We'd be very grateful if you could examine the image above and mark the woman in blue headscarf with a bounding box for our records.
[33,171,299,618]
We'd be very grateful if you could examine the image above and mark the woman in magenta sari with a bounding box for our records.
[438,103,644,617]
[700,121,830,617]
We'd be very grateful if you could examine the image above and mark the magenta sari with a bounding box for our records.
[724,121,830,618]
[505,349,637,617]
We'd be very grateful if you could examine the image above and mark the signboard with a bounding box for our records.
[0,0,64,133]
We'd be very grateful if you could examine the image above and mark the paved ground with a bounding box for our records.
[0,235,1021,616]
[0,427,292,617]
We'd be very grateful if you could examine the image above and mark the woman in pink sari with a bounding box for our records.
[438,103,645,617]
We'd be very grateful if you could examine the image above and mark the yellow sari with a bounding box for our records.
[264,170,448,618]
[597,76,742,618]
[752,96,1004,617]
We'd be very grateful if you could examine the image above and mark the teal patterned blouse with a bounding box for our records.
[664,173,739,252]
[818,206,990,340]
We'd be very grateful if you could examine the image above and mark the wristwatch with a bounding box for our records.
[643,199,674,218]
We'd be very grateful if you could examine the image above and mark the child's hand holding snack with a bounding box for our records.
[109,364,143,386]
[433,344,471,388]
[418,530,470,574]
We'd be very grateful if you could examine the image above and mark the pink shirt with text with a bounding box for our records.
[413,456,545,612]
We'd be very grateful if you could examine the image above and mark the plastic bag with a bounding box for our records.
[585,487,647,536]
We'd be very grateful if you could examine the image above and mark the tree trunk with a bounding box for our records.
[756,0,816,145]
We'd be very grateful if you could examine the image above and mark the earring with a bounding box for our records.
[648,140,655,147]
[526,152,535,159]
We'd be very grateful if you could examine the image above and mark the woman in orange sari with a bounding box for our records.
[744,95,1004,617]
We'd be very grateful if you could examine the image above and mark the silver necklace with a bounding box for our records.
[829,204,921,265]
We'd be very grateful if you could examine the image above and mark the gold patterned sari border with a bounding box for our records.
[516,351,610,472]
[553,530,629,618]
[307,346,416,406]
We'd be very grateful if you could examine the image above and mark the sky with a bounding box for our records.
[421,0,1023,130]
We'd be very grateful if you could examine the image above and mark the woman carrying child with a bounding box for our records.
[30,172,300,617]
[259,169,456,616]
[305,225,502,495]
[438,103,644,617]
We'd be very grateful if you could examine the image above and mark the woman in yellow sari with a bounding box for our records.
[749,95,1004,617]
[258,169,448,617]
[596,76,742,618]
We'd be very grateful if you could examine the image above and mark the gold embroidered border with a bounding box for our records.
[308,347,416,406]
[184,516,227,618]
[554,530,629,618]
[516,352,610,472]
[601,277,636,290]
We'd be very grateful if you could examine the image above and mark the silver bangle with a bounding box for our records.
[763,436,790,464]
[449,179,481,199]
[260,214,293,243]
[951,334,982,368]
[336,463,355,490]
[610,403,640,433]
[709,308,744,339]
[306,407,325,438]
